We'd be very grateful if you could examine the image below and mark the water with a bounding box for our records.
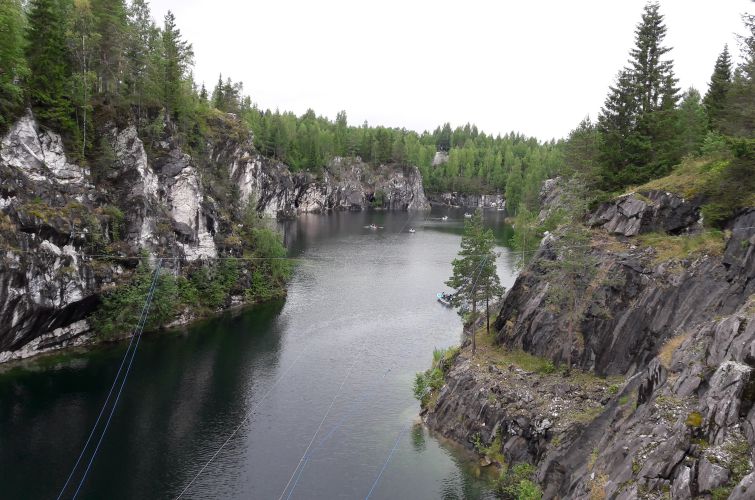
[0,207,517,499]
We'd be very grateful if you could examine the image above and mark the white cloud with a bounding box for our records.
[148,0,751,140]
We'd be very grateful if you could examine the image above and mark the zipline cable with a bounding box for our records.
[277,355,361,500]
[60,258,163,499]
[364,423,411,500]
[283,366,394,500]
[54,259,163,499]
[174,347,308,499]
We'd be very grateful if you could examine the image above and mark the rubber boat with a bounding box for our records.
[436,292,453,306]
[369,224,377,229]
[464,213,472,218]
[408,228,416,233]
[441,216,448,221]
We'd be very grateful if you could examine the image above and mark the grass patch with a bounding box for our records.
[494,349,557,374]
[658,332,690,369]
[637,231,725,264]
[588,472,608,500]
[685,411,703,428]
[710,436,753,500]
[634,149,755,228]
[570,405,604,424]
[635,157,729,199]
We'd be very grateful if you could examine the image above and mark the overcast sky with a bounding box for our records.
[148,0,751,141]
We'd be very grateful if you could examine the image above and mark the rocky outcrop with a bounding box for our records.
[589,190,702,236]
[428,192,505,209]
[423,190,755,499]
[229,152,429,218]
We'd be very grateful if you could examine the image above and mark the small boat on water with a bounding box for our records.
[368,224,377,229]
[436,292,453,306]
[441,216,448,221]
[464,213,472,218]
[408,228,416,233]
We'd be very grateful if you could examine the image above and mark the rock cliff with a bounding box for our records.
[0,111,428,363]
[422,186,755,499]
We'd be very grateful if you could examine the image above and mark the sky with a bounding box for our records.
[148,0,752,141]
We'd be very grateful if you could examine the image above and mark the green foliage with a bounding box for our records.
[685,411,703,428]
[704,45,733,130]
[0,0,28,129]
[94,260,178,338]
[26,0,77,138]
[446,210,505,316]
[413,367,444,406]
[597,3,681,189]
[497,463,543,500]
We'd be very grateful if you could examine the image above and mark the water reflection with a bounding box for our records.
[0,209,515,499]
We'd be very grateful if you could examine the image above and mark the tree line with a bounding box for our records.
[564,2,754,193]
[0,0,560,211]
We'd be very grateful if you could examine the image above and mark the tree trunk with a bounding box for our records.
[471,293,477,356]
[486,288,490,336]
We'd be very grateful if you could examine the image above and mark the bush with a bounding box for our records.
[497,463,543,500]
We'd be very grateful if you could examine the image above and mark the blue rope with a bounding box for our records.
[68,259,163,499]
[283,367,393,500]
[56,258,163,499]
[364,424,410,500]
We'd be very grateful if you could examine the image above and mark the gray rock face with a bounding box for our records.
[229,151,430,218]
[425,191,755,498]
[589,191,702,236]
[493,209,753,376]
[698,457,729,493]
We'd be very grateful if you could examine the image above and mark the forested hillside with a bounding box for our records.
[0,0,564,215]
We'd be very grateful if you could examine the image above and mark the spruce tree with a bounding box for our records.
[677,88,708,157]
[26,0,76,135]
[0,0,28,129]
[91,0,128,95]
[125,0,157,118]
[703,45,733,130]
[721,14,755,137]
[161,10,193,121]
[598,2,680,188]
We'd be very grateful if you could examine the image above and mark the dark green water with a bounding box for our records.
[0,207,517,499]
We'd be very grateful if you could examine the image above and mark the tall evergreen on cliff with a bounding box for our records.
[721,13,755,137]
[598,2,680,188]
[161,10,193,122]
[703,45,733,130]
[26,0,76,135]
[0,0,28,129]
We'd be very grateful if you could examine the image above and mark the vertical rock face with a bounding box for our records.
[229,151,430,217]
[423,189,755,499]
[0,112,431,362]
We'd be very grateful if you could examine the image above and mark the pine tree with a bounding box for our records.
[161,10,193,121]
[721,14,755,138]
[677,88,708,157]
[68,0,99,157]
[0,0,28,129]
[630,2,677,114]
[26,0,76,135]
[703,45,733,130]
[445,211,503,355]
[91,0,127,95]
[124,0,157,118]
[597,2,680,188]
